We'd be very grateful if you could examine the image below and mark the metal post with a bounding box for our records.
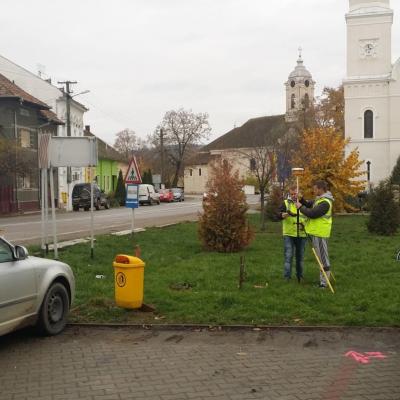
[44,168,49,254]
[40,169,45,256]
[49,167,58,259]
[131,208,135,238]
[160,128,164,185]
[90,170,94,259]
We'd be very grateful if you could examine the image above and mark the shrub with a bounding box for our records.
[198,160,254,252]
[265,185,283,222]
[115,169,126,206]
[367,181,400,236]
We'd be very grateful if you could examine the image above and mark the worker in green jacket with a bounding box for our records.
[280,186,307,283]
[296,180,334,289]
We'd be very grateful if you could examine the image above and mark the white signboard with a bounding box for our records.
[49,137,98,167]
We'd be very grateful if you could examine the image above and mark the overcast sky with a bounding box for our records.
[1,0,399,145]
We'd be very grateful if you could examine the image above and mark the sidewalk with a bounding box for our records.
[0,326,398,400]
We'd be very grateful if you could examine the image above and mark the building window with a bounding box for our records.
[19,129,31,148]
[250,158,256,171]
[199,168,202,176]
[291,94,296,109]
[304,93,310,109]
[364,110,373,139]
[190,169,193,177]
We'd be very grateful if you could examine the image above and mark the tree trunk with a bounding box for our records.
[172,160,181,187]
[260,189,266,232]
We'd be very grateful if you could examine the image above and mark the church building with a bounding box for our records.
[344,0,400,184]
[184,53,315,194]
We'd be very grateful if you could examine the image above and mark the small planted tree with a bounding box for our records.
[115,170,126,206]
[199,160,253,253]
[367,181,400,236]
[265,185,283,222]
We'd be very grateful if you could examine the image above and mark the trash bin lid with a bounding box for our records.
[113,254,145,268]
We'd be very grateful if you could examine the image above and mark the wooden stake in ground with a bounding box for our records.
[239,256,246,289]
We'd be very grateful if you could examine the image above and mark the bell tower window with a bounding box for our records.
[304,94,310,109]
[291,94,296,109]
[364,110,374,138]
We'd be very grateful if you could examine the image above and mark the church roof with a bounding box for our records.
[288,53,313,80]
[203,114,287,151]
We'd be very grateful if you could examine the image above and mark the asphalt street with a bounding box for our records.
[0,199,203,245]
[0,326,399,400]
[0,195,260,245]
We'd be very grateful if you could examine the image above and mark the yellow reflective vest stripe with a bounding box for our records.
[282,199,307,237]
[305,198,333,238]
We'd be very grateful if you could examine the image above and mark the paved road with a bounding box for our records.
[0,200,202,245]
[0,326,399,400]
[0,195,260,245]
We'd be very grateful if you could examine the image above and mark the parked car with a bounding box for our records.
[0,237,75,337]
[72,183,110,211]
[159,189,174,203]
[138,184,160,205]
[171,188,185,202]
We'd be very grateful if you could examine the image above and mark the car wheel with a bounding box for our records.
[36,282,70,336]
[95,199,101,210]
[84,207,90,211]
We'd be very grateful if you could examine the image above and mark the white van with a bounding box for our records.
[138,184,160,205]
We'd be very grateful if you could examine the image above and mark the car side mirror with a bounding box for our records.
[15,245,29,260]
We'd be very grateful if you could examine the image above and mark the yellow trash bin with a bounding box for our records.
[113,254,145,309]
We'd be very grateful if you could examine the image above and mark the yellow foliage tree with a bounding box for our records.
[292,128,366,211]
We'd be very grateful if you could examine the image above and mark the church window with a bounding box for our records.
[250,158,256,171]
[305,80,310,88]
[291,94,296,109]
[304,94,310,109]
[364,110,373,138]
[199,168,202,176]
[290,80,295,88]
[190,169,193,177]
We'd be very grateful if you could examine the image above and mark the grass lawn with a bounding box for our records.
[40,215,400,326]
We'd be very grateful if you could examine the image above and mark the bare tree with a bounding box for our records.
[152,109,211,187]
[0,138,30,175]
[239,127,283,231]
[113,129,138,159]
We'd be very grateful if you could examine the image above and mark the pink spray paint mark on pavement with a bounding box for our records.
[322,351,388,400]
[345,351,387,364]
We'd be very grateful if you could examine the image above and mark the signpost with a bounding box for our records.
[125,157,142,237]
[39,134,98,259]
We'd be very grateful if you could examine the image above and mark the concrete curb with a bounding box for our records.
[67,322,400,332]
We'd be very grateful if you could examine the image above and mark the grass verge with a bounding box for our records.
[36,215,400,326]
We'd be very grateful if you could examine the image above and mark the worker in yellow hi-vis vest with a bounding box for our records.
[279,186,307,283]
[296,180,334,289]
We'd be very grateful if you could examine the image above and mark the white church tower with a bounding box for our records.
[344,0,400,184]
[285,48,315,122]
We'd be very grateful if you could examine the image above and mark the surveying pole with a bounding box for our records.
[292,168,304,237]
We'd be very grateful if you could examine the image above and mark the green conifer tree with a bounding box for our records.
[367,181,400,236]
[115,169,127,206]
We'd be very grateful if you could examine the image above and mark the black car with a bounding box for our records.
[72,183,110,211]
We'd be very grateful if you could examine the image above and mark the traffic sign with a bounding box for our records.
[125,157,142,184]
[126,184,139,209]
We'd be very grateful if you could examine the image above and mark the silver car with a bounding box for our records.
[0,237,75,337]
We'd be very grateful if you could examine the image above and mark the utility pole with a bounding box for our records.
[58,80,77,210]
[160,128,164,186]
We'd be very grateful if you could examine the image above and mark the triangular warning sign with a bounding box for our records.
[125,157,142,184]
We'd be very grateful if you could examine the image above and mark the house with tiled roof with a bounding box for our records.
[0,53,88,210]
[83,126,129,193]
[184,53,315,194]
[0,73,64,213]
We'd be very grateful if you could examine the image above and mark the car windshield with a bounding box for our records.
[72,185,90,196]
[171,188,181,193]
[0,239,14,263]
